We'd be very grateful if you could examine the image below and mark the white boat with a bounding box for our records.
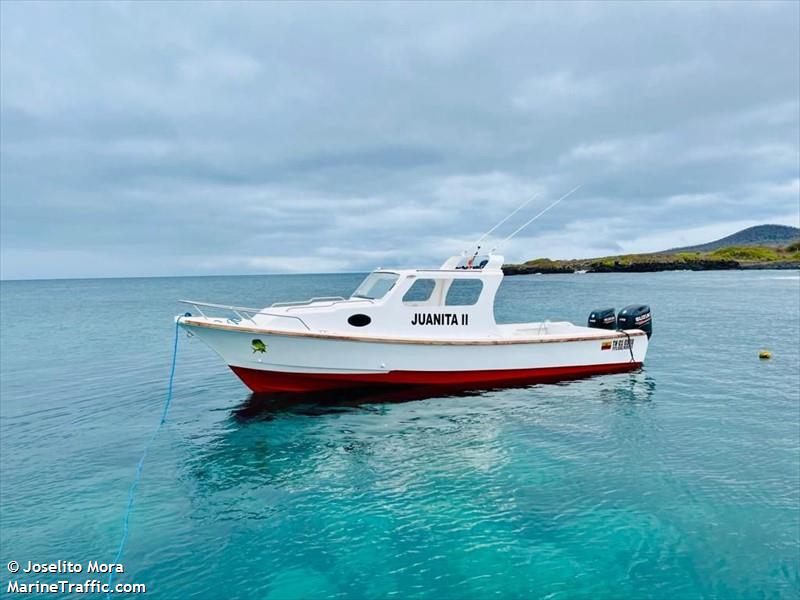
[177,252,651,393]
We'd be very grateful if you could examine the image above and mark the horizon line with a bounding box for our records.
[0,269,372,283]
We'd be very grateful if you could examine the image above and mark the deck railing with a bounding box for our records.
[270,296,346,307]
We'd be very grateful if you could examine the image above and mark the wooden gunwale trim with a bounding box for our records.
[180,318,646,346]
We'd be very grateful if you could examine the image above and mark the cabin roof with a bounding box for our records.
[374,253,504,277]
[373,268,502,279]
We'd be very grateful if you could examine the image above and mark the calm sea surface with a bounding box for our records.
[1,270,798,599]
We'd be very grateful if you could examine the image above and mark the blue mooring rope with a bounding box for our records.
[107,319,180,596]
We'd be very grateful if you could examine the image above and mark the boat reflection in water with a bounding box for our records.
[232,384,491,423]
[231,371,656,423]
[184,372,658,505]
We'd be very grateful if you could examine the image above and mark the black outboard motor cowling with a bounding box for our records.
[617,304,652,338]
[588,307,616,330]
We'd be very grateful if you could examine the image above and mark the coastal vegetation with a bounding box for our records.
[503,226,800,275]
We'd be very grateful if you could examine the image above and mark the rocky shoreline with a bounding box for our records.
[502,259,799,275]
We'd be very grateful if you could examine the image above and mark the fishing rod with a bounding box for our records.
[492,184,582,251]
[471,192,540,248]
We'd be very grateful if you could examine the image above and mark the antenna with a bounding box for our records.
[472,193,540,248]
[492,185,582,251]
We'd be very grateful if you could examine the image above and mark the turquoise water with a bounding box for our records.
[1,270,798,599]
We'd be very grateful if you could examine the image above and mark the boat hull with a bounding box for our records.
[231,362,643,393]
[180,318,649,393]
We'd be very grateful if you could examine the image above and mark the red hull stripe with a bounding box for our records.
[230,362,643,393]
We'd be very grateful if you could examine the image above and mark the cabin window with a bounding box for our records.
[351,272,399,300]
[403,277,484,306]
[445,279,483,305]
[402,278,436,303]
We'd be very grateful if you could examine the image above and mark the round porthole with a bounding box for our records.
[347,314,371,327]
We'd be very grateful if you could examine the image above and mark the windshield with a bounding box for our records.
[351,272,399,300]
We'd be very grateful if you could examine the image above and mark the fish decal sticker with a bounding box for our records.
[251,339,268,353]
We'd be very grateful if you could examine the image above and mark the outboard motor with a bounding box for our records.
[588,307,616,330]
[617,304,652,338]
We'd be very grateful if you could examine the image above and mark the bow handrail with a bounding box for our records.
[178,300,311,331]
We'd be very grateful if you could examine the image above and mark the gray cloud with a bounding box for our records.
[1,1,798,279]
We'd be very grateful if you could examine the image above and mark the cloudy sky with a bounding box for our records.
[1,1,798,279]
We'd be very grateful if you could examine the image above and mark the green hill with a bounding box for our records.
[666,224,799,252]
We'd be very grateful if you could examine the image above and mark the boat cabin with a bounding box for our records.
[263,254,506,339]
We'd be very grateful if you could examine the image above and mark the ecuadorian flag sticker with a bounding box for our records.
[601,341,612,351]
